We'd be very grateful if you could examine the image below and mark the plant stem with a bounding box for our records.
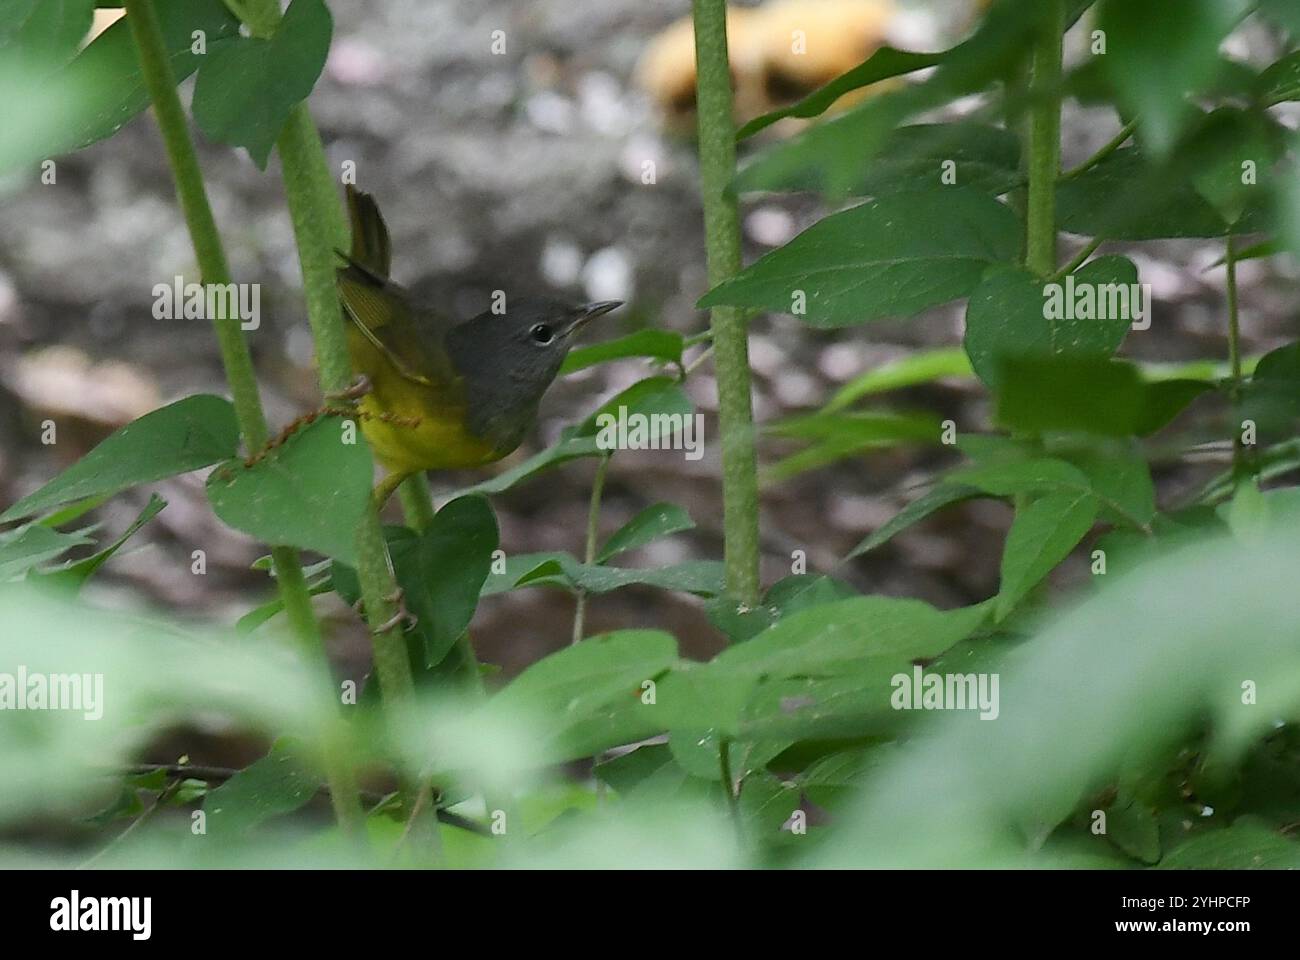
[398,473,437,532]
[572,453,611,644]
[124,0,362,836]
[1052,236,1104,279]
[1225,234,1246,478]
[1061,118,1137,180]
[1025,0,1065,278]
[229,0,437,724]
[692,0,761,606]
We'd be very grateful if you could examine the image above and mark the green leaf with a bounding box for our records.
[489,630,678,762]
[206,416,373,564]
[593,742,675,795]
[203,738,322,836]
[597,502,694,562]
[2,395,238,522]
[0,524,94,580]
[994,358,1213,437]
[1158,818,1300,869]
[762,410,942,481]
[404,496,499,668]
[733,0,1059,196]
[822,346,973,413]
[560,329,683,376]
[37,494,166,590]
[708,575,858,643]
[853,122,1022,197]
[0,0,242,173]
[0,0,95,72]
[1185,108,1285,226]
[1053,440,1156,528]
[191,0,332,168]
[659,598,990,736]
[522,555,726,598]
[1057,148,1255,240]
[1106,800,1162,864]
[699,189,1021,328]
[1097,0,1249,155]
[847,484,983,558]
[1258,0,1300,34]
[948,457,1092,498]
[995,491,1098,621]
[736,46,944,140]
[1258,51,1300,106]
[963,257,1139,389]
[458,436,603,497]
[575,376,694,436]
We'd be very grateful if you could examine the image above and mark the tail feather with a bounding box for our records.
[345,184,392,279]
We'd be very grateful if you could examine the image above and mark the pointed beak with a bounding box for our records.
[565,300,622,336]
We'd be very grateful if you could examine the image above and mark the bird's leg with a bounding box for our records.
[372,470,411,511]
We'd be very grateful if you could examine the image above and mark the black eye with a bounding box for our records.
[530,323,554,345]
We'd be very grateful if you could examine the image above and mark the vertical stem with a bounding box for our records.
[123,0,361,835]
[692,0,761,606]
[1025,0,1065,278]
[571,454,611,644]
[398,473,437,532]
[1225,234,1245,478]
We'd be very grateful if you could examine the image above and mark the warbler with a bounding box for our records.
[335,186,620,504]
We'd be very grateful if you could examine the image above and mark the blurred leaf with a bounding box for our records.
[815,526,1300,867]
[1258,0,1300,33]
[597,502,693,562]
[203,738,322,836]
[2,395,237,522]
[1053,440,1156,527]
[1097,0,1249,155]
[734,0,1062,196]
[489,630,678,762]
[1186,108,1286,226]
[708,575,858,643]
[700,189,1021,328]
[995,358,1213,437]
[206,416,373,564]
[823,347,973,413]
[763,410,942,481]
[35,494,109,529]
[847,484,983,558]
[36,493,166,590]
[0,0,95,72]
[995,491,1098,621]
[1258,53,1300,105]
[1057,148,1264,240]
[964,257,1139,389]
[560,330,683,375]
[0,524,94,580]
[514,553,726,598]
[948,457,1092,497]
[1157,818,1300,868]
[854,122,1022,197]
[0,0,241,172]
[1106,800,1161,864]
[191,0,332,168]
[593,743,675,795]
[736,46,943,140]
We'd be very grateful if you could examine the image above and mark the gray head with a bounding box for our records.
[445,297,621,450]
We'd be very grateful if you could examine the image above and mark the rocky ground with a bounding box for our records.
[0,0,1296,689]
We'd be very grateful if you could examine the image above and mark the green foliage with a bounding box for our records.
[192,0,332,168]
[4,0,1300,871]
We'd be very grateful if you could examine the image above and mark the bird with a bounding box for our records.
[335,186,620,507]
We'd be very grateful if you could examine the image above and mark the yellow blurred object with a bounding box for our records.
[638,0,899,132]
[637,0,990,133]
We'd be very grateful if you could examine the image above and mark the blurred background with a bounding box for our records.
[0,0,1296,689]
